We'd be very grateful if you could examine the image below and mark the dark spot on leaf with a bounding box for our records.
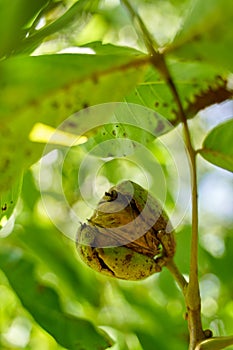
[116,125,119,128]
[112,130,116,136]
[193,33,202,41]
[67,121,77,128]
[123,132,127,137]
[1,203,7,211]
[37,284,45,293]
[153,116,165,134]
[3,158,10,169]
[155,101,159,108]
[10,201,13,204]
[92,74,98,84]
[163,102,168,107]
[51,101,59,109]
[25,149,32,157]
[30,99,37,107]
[82,103,89,109]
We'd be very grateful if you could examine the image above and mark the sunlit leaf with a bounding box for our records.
[0,52,146,193]
[199,119,233,172]
[78,102,172,158]
[81,42,143,56]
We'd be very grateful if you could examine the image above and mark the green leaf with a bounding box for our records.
[82,123,155,158]
[175,225,191,275]
[199,119,233,172]
[12,223,101,306]
[16,170,103,305]
[80,104,171,158]
[0,52,146,193]
[77,102,172,157]
[168,0,233,70]
[0,246,112,350]
[136,330,171,350]
[126,59,227,122]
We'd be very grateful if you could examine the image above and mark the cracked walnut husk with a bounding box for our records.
[76,181,175,280]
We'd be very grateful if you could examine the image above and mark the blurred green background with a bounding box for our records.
[1,111,233,349]
[0,0,233,349]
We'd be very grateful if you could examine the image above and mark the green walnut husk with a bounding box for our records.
[76,181,175,280]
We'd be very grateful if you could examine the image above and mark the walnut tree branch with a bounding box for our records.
[121,1,206,348]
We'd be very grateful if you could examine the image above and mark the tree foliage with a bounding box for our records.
[0,0,232,349]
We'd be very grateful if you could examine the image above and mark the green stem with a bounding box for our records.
[121,0,159,52]
[121,0,169,79]
[121,1,206,348]
[161,61,206,350]
[166,259,188,294]
[153,55,205,350]
[154,64,205,348]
